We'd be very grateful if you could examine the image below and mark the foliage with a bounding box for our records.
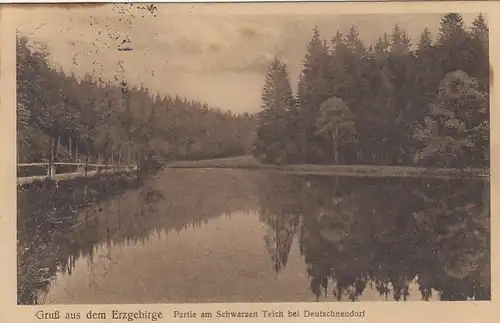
[253,57,297,164]
[254,13,489,168]
[412,70,488,168]
[16,36,256,165]
[315,97,356,164]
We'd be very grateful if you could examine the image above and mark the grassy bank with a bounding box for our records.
[17,172,146,305]
[167,156,490,179]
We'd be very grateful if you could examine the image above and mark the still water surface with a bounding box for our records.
[17,169,490,303]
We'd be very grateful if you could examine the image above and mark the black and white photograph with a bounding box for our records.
[14,3,490,305]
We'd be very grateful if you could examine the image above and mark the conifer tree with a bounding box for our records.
[436,13,469,75]
[16,35,256,166]
[390,24,412,55]
[437,13,467,46]
[471,13,488,51]
[417,27,433,52]
[413,27,441,114]
[253,56,295,164]
[298,27,331,163]
[328,32,351,102]
[387,24,417,164]
[374,34,391,59]
[469,13,489,91]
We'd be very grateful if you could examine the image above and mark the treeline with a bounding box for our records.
[254,13,489,168]
[17,36,256,166]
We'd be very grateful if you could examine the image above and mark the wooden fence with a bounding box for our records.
[17,162,138,186]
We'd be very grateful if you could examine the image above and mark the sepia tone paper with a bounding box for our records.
[1,1,499,322]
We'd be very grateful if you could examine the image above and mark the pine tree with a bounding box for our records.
[344,25,365,57]
[343,25,368,106]
[436,13,470,75]
[469,13,489,91]
[417,27,433,52]
[471,13,488,51]
[413,27,441,111]
[374,34,390,59]
[328,32,351,101]
[284,94,302,163]
[298,26,331,163]
[437,13,467,46]
[390,24,412,55]
[253,56,295,164]
[366,38,396,164]
[387,24,417,164]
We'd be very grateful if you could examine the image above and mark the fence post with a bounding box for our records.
[56,135,60,160]
[47,137,54,179]
[104,151,108,175]
[49,165,56,179]
[85,153,88,176]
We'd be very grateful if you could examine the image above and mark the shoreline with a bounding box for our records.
[166,156,490,179]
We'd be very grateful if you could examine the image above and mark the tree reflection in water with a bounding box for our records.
[256,174,490,302]
[17,169,258,304]
[17,170,490,304]
[256,173,302,274]
[17,175,140,304]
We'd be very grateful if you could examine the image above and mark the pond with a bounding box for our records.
[17,169,490,304]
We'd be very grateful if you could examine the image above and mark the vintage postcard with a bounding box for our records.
[0,1,498,322]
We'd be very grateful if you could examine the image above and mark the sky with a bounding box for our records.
[13,4,482,113]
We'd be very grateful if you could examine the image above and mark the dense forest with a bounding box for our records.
[17,12,489,170]
[17,36,256,166]
[253,13,489,169]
